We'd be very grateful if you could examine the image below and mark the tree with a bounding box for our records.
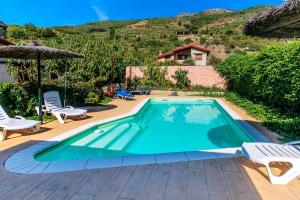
[172,69,191,88]
[142,62,168,88]
[7,25,27,39]
[108,27,116,39]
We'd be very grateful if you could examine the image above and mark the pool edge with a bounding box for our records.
[4,97,270,174]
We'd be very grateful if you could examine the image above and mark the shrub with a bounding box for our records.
[0,82,36,116]
[142,63,169,88]
[85,91,103,105]
[225,30,234,35]
[0,80,106,117]
[216,42,300,113]
[199,36,206,44]
[158,60,180,66]
[183,38,193,44]
[185,58,195,66]
[7,25,27,39]
[225,92,300,141]
[172,69,191,89]
[208,55,222,66]
[190,85,225,96]
[39,80,105,106]
[126,77,143,91]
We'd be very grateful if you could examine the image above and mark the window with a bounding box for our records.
[195,54,203,60]
[178,55,184,60]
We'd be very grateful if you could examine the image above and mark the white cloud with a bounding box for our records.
[91,5,109,21]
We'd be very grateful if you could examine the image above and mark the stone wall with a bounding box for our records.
[126,65,226,89]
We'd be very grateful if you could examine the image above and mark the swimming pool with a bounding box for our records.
[5,98,269,174]
[35,99,255,161]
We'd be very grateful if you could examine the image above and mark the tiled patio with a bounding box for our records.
[0,94,299,200]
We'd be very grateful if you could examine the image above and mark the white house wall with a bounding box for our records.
[191,49,207,65]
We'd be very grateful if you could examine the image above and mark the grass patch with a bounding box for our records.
[100,96,112,105]
[225,92,300,142]
[188,85,226,97]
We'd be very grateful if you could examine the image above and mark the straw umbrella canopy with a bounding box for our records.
[0,41,83,122]
[244,0,300,37]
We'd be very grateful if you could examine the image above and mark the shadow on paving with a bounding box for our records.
[0,140,270,200]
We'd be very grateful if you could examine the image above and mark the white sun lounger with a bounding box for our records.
[242,142,300,184]
[43,91,87,124]
[0,105,41,141]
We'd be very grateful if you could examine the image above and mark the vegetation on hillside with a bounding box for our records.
[5,6,285,87]
[7,6,282,62]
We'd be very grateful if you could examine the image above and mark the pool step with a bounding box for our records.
[108,124,141,151]
[72,124,118,147]
[89,123,131,149]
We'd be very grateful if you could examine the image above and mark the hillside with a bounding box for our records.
[6,5,285,64]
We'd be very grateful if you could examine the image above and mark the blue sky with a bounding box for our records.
[0,0,282,27]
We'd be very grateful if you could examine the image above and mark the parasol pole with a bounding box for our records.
[37,52,42,122]
[64,60,67,107]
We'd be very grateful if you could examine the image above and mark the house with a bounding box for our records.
[0,21,14,83]
[158,43,210,66]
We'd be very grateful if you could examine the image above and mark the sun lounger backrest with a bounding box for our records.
[0,105,9,123]
[43,91,63,112]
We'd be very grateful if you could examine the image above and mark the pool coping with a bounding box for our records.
[4,98,270,174]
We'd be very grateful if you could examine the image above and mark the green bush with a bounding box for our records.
[126,77,143,91]
[189,85,225,96]
[185,58,196,66]
[225,92,300,141]
[85,91,103,105]
[8,24,56,40]
[142,63,170,88]
[183,38,193,44]
[216,42,300,113]
[158,60,180,66]
[0,80,106,117]
[39,80,105,106]
[0,82,36,116]
[172,69,191,89]
[208,55,222,66]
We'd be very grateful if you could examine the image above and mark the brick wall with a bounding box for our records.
[126,65,226,89]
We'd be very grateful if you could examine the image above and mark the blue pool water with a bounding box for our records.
[35,99,254,161]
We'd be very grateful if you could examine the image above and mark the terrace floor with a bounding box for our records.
[0,94,299,200]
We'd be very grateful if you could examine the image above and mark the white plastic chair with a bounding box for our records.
[43,91,87,124]
[242,142,300,184]
[0,105,41,141]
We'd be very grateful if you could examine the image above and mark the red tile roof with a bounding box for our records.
[0,38,14,46]
[158,43,210,59]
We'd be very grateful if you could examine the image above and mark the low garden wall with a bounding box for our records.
[126,65,226,89]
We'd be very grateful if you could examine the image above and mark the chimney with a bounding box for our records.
[0,21,8,39]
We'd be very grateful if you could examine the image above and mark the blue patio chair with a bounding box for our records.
[116,90,135,100]
[130,89,151,95]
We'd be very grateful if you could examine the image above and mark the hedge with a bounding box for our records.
[216,42,300,113]
[0,81,105,117]
[225,92,300,141]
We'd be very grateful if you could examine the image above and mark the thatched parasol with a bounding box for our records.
[244,0,300,37]
[0,21,7,28]
[0,41,83,122]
